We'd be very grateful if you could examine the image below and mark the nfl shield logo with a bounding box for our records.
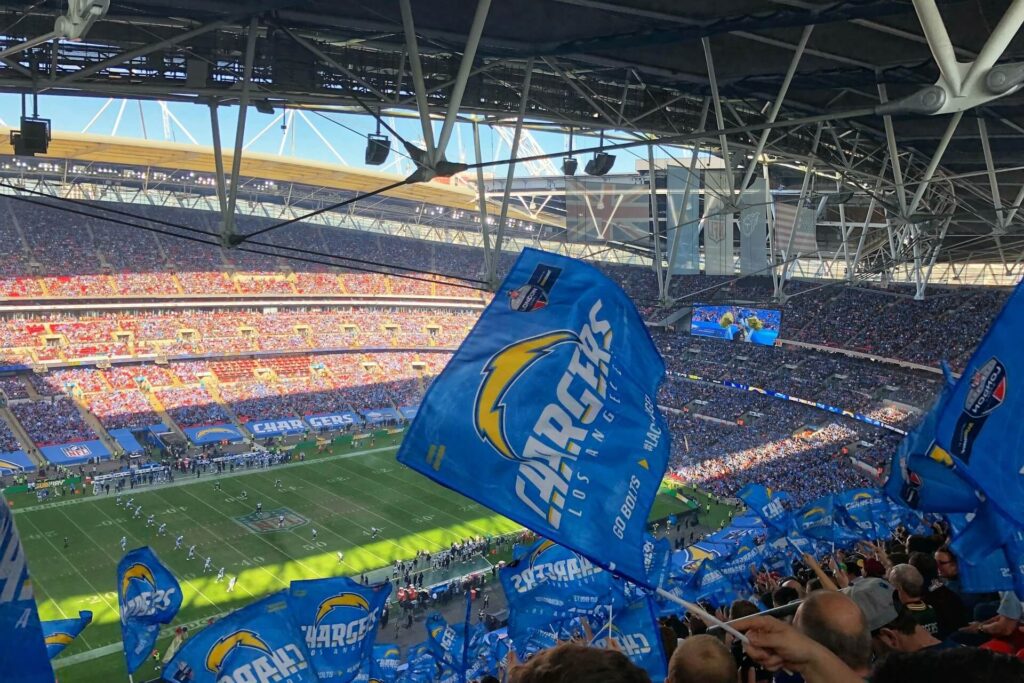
[62,444,91,458]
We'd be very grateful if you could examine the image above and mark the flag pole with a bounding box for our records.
[655,588,748,642]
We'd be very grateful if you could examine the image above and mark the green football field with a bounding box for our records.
[16,439,525,682]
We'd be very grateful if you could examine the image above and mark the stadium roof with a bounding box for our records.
[0,130,557,225]
[0,0,1022,292]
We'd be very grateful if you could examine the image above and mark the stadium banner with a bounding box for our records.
[565,177,653,243]
[247,417,309,438]
[182,423,246,445]
[690,305,780,346]
[399,405,419,420]
[702,169,733,275]
[397,248,672,588]
[0,450,35,473]
[118,546,183,673]
[39,439,111,465]
[163,591,318,683]
[108,428,145,454]
[306,411,363,431]
[361,407,402,425]
[287,576,391,682]
[772,197,818,257]
[738,178,768,274]
[0,492,53,682]
[41,610,92,659]
[666,165,700,275]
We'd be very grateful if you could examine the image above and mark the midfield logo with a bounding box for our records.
[234,507,308,534]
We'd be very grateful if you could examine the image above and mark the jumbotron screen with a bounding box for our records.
[690,304,781,346]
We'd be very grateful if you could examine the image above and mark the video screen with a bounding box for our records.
[690,305,781,346]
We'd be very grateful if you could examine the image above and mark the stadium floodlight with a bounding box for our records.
[584,130,614,176]
[585,152,615,176]
[365,134,391,166]
[562,156,578,176]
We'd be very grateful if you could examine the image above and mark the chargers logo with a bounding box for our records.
[466,299,614,530]
[528,539,559,570]
[120,563,156,599]
[591,624,652,657]
[476,331,581,461]
[45,632,75,647]
[679,545,717,573]
[315,593,370,626]
[0,459,23,471]
[853,492,873,502]
[802,507,827,519]
[195,426,239,439]
[205,630,272,674]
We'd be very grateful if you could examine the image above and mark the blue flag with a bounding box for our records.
[948,508,1024,596]
[118,546,183,673]
[41,610,92,659]
[884,382,979,514]
[834,489,890,541]
[499,538,634,658]
[0,495,53,682]
[425,612,468,673]
[796,496,860,546]
[589,597,667,681]
[932,282,1024,526]
[163,592,317,683]
[287,576,391,682]
[397,248,672,586]
[737,484,795,535]
[371,644,401,683]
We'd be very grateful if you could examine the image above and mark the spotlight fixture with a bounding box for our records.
[562,156,578,176]
[584,130,614,176]
[10,116,50,157]
[364,114,391,166]
[585,152,615,176]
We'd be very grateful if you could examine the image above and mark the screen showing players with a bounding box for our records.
[690,304,781,346]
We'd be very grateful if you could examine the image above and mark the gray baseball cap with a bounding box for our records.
[842,577,900,632]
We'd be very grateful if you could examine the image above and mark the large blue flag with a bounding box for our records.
[287,576,391,682]
[884,381,979,514]
[371,644,401,683]
[118,546,183,673]
[796,496,860,547]
[163,592,318,683]
[41,610,92,659]
[589,597,667,681]
[397,248,672,586]
[931,283,1024,526]
[948,508,1024,596]
[0,494,52,682]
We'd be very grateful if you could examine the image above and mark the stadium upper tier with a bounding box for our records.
[0,198,1008,371]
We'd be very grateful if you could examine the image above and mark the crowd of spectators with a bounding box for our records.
[10,396,96,446]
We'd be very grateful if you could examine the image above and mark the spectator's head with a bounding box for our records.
[844,577,937,657]
[665,634,736,683]
[934,546,959,580]
[729,600,760,620]
[905,535,940,555]
[772,586,800,607]
[888,564,926,603]
[909,551,939,586]
[793,590,872,675]
[872,645,1024,683]
[508,643,651,683]
[780,577,807,599]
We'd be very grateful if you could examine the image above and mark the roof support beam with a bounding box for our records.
[433,0,491,164]
[912,0,963,94]
[398,0,437,162]
[978,117,1006,229]
[907,110,962,216]
[702,37,735,200]
[489,58,534,288]
[221,16,259,244]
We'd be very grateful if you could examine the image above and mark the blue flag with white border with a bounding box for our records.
[287,576,391,682]
[397,248,672,586]
[41,609,92,659]
[163,592,318,683]
[118,546,183,673]
[0,494,52,682]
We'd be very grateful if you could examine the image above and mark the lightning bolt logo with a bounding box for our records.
[45,633,75,647]
[474,331,579,461]
[802,507,826,519]
[528,539,559,571]
[314,593,371,626]
[205,630,272,674]
[120,563,156,599]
